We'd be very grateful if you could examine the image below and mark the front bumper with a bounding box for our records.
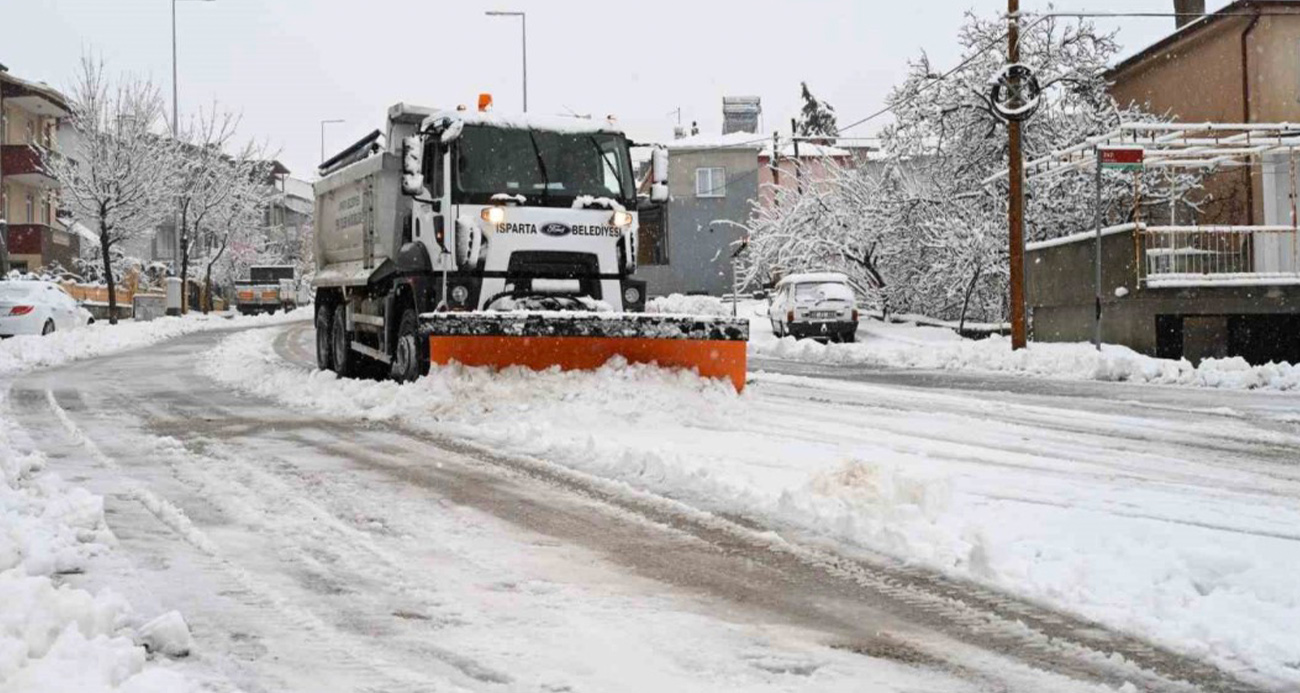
[788,320,857,340]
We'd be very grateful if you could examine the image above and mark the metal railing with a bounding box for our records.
[1138,225,1300,287]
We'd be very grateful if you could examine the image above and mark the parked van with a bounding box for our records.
[767,272,859,342]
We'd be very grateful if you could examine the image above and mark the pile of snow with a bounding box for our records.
[205,326,1300,687]
[0,308,308,378]
[0,396,202,691]
[646,294,732,317]
[747,304,1300,391]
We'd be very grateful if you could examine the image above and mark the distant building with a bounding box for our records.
[638,131,762,297]
[1,64,76,273]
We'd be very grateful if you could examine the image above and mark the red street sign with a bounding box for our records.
[1100,147,1144,170]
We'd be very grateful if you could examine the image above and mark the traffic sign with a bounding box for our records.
[1100,147,1144,171]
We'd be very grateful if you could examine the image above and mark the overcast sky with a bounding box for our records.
[6,0,1232,177]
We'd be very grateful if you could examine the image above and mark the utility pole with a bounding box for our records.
[1007,0,1027,350]
[790,119,804,195]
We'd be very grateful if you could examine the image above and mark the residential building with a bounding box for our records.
[1108,0,1300,226]
[756,140,852,210]
[637,130,761,297]
[1,64,76,273]
[1024,2,1300,366]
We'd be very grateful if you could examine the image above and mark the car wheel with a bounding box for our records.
[391,309,428,383]
[331,303,355,378]
[316,303,334,371]
[41,320,55,336]
[843,333,857,343]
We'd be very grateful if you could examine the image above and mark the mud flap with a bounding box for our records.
[423,313,750,392]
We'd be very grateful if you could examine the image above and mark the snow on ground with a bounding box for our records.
[745,301,1300,391]
[647,293,735,317]
[0,309,308,378]
[0,395,206,692]
[206,325,1300,689]
[0,310,308,691]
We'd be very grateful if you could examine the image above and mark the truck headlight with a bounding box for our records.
[623,286,641,305]
[612,210,633,227]
[450,285,470,305]
[481,206,506,224]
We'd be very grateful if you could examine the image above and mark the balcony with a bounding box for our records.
[1,144,59,189]
[1138,225,1300,288]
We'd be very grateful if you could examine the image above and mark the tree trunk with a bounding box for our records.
[958,265,984,336]
[179,211,190,314]
[203,234,229,314]
[99,218,118,326]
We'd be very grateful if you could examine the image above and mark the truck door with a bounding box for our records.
[415,140,454,272]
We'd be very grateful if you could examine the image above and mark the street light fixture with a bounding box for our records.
[320,119,345,165]
[485,10,527,112]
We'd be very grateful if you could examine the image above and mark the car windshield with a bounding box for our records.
[794,282,854,303]
[454,125,635,206]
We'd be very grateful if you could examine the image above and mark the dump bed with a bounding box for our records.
[312,152,406,288]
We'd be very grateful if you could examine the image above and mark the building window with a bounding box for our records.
[695,167,727,198]
[26,119,36,145]
[26,194,35,224]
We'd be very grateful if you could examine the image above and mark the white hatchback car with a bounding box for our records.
[767,272,860,342]
[0,281,94,338]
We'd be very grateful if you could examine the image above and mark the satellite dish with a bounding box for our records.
[990,63,1042,123]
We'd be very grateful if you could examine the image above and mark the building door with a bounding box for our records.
[1260,154,1299,273]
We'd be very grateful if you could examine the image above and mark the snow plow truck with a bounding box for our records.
[311,103,749,390]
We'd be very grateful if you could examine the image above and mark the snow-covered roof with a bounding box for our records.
[775,272,850,286]
[57,219,99,246]
[421,110,624,136]
[666,131,765,151]
[282,176,313,201]
[759,141,851,159]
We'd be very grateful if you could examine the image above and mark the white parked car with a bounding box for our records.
[0,281,95,338]
[767,272,860,342]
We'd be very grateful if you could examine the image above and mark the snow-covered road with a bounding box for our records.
[5,322,1296,692]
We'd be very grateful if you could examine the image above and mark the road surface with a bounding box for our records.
[6,322,1293,692]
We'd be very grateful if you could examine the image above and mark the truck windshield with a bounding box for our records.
[454,126,635,206]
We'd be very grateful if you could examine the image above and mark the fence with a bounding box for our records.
[1137,225,1300,287]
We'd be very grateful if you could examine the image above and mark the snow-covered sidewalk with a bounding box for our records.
[744,301,1300,391]
[205,325,1300,690]
[0,308,308,378]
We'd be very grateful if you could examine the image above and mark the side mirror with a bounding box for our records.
[401,136,425,196]
[650,148,669,203]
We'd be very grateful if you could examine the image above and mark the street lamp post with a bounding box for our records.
[320,119,345,165]
[485,10,527,112]
[172,0,216,136]
[171,0,215,269]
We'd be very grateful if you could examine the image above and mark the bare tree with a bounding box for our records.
[202,145,276,313]
[174,107,240,313]
[48,56,178,324]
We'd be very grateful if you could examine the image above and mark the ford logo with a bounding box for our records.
[541,222,571,237]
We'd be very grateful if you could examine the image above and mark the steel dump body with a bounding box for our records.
[313,153,405,288]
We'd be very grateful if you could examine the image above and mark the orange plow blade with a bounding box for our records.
[424,312,750,392]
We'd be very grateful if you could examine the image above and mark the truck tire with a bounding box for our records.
[331,303,356,378]
[316,303,334,371]
[391,309,428,383]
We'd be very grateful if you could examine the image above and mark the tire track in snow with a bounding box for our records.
[43,387,465,693]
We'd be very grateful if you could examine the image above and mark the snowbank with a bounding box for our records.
[204,327,1300,687]
[0,309,308,378]
[0,396,203,692]
[646,294,732,317]
[748,305,1300,391]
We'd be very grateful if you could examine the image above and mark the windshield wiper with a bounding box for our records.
[526,130,551,204]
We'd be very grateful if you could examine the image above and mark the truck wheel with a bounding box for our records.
[391,310,428,383]
[316,303,334,371]
[331,303,356,378]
